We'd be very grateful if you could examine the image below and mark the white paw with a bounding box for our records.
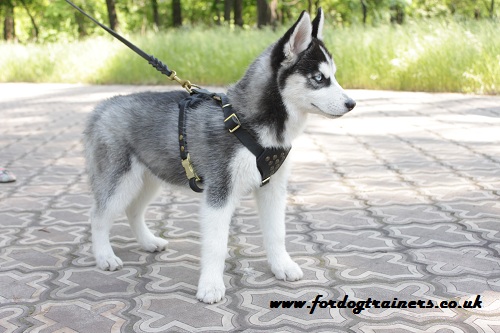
[196,278,226,304]
[140,236,168,253]
[271,258,303,281]
[95,253,123,271]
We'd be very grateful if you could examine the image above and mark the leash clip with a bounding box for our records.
[169,71,198,94]
[181,153,201,182]
[181,154,203,192]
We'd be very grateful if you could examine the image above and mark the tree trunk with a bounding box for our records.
[172,0,182,27]
[3,1,15,41]
[19,0,39,40]
[257,0,270,28]
[214,0,221,25]
[234,0,243,26]
[360,0,367,25]
[224,0,233,23]
[106,0,119,31]
[152,0,160,30]
[390,4,404,24]
[269,0,278,28]
[75,12,87,38]
[256,0,277,28]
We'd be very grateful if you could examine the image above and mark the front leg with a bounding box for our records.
[254,171,303,281]
[196,194,236,304]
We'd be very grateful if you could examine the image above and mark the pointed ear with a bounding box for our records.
[312,7,324,40]
[283,11,312,60]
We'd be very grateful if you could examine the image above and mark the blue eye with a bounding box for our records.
[313,73,324,83]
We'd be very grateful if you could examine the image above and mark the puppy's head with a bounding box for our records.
[273,8,356,119]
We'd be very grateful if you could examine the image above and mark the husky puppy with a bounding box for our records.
[84,8,355,304]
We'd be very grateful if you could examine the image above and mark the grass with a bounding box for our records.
[98,28,278,86]
[331,20,500,94]
[0,20,498,94]
[0,37,121,84]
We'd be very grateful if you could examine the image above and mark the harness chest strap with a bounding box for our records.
[178,96,203,192]
[178,89,291,192]
[213,92,291,185]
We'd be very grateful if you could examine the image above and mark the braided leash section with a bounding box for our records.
[148,55,194,92]
[148,56,173,77]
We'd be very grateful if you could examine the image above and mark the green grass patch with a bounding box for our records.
[331,20,499,94]
[0,37,121,83]
[1,20,498,94]
[97,28,279,86]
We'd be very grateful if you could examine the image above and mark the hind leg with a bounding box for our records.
[91,205,124,271]
[91,158,147,271]
[126,170,168,252]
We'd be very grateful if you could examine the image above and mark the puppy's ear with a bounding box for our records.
[312,7,324,40]
[282,11,312,60]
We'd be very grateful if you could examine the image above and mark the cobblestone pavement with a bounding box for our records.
[1,83,500,332]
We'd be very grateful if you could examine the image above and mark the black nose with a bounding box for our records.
[345,99,356,111]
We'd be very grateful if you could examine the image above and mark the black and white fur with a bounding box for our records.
[83,9,355,304]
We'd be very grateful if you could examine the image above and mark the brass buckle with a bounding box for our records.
[224,113,241,133]
[181,153,201,181]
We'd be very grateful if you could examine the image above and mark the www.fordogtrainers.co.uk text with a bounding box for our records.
[269,294,483,315]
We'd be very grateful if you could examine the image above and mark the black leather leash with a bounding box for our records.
[66,0,196,92]
[66,0,291,193]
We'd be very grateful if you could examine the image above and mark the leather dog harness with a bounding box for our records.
[178,89,291,193]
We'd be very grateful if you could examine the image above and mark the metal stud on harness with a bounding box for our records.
[66,0,291,193]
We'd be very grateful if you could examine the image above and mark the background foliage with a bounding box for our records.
[2,0,498,42]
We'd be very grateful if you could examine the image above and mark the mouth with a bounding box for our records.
[311,103,342,118]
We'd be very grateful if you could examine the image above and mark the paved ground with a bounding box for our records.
[1,83,500,332]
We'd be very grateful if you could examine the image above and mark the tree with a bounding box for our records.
[151,0,160,30]
[485,0,495,18]
[269,0,278,26]
[361,0,368,24]
[74,11,87,38]
[224,0,233,22]
[172,0,182,27]
[4,0,500,42]
[214,0,222,25]
[234,0,243,26]
[390,0,406,24]
[3,0,15,41]
[308,0,320,14]
[257,0,270,28]
[19,0,39,40]
[106,0,119,31]
[256,0,278,28]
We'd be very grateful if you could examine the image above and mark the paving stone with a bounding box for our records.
[1,84,499,332]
